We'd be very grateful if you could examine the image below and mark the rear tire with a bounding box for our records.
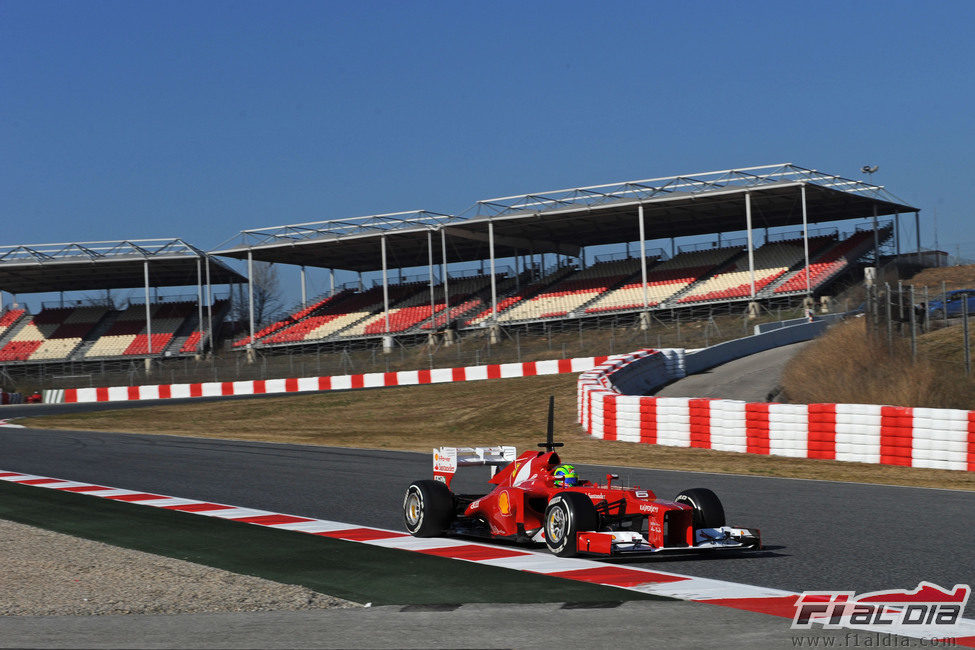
[543,492,598,557]
[674,488,725,529]
[403,480,454,537]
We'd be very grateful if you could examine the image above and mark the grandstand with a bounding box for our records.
[0,240,243,365]
[0,165,922,369]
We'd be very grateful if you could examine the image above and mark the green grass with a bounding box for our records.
[0,481,667,606]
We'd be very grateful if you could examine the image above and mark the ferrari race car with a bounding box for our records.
[402,433,761,558]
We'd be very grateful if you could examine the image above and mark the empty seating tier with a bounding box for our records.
[0,306,106,362]
[774,230,884,295]
[677,237,833,304]
[585,247,742,314]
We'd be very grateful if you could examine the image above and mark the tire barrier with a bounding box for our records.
[0,391,23,405]
[578,349,975,472]
[43,355,610,404]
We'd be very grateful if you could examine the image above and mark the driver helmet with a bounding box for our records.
[553,464,579,487]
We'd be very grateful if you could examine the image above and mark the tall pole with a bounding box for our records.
[246,250,255,345]
[745,192,756,297]
[441,229,449,328]
[381,235,390,334]
[143,260,153,354]
[638,204,649,312]
[489,220,497,322]
[801,184,810,295]
[300,266,307,307]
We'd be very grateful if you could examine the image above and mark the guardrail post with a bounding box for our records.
[909,284,917,361]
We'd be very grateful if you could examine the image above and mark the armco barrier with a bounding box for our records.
[578,349,975,472]
[43,355,609,404]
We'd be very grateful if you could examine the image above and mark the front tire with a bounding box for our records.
[403,480,454,537]
[544,492,598,557]
[675,488,725,529]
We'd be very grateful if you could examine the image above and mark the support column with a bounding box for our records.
[196,256,204,356]
[381,235,390,335]
[489,221,498,322]
[205,257,213,354]
[427,230,435,345]
[247,251,255,347]
[801,184,811,295]
[144,260,153,356]
[329,269,335,296]
[895,213,901,257]
[914,211,921,261]
[300,266,307,307]
[872,205,880,266]
[745,192,756,297]
[638,204,650,330]
[441,229,451,342]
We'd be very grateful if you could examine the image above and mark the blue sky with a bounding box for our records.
[2,1,973,309]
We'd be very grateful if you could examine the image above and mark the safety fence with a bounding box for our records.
[578,347,974,472]
[43,355,609,404]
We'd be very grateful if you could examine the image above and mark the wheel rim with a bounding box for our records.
[405,492,423,527]
[547,507,566,542]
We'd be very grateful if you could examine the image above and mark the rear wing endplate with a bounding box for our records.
[433,445,517,487]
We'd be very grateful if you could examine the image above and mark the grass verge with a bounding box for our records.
[22,374,974,491]
[0,480,664,606]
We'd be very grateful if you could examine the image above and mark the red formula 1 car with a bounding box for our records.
[403,426,760,558]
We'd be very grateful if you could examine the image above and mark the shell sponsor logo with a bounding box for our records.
[498,491,510,515]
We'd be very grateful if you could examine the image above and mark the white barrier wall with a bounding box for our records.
[577,328,974,472]
[44,355,611,405]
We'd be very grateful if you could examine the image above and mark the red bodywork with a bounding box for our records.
[457,449,694,549]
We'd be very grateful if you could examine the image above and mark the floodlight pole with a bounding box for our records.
[746,192,756,297]
[381,235,390,334]
[638,204,649,313]
[489,220,497,322]
[801,184,810,295]
[143,260,153,355]
[247,250,255,346]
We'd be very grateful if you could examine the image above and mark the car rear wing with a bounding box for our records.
[433,445,517,487]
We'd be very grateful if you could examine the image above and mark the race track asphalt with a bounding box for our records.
[1,426,972,618]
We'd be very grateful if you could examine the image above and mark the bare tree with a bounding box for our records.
[231,261,285,329]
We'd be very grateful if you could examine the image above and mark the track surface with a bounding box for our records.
[656,341,808,401]
[1,427,972,618]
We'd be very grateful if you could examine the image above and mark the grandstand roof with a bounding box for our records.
[212,164,918,273]
[0,239,245,294]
